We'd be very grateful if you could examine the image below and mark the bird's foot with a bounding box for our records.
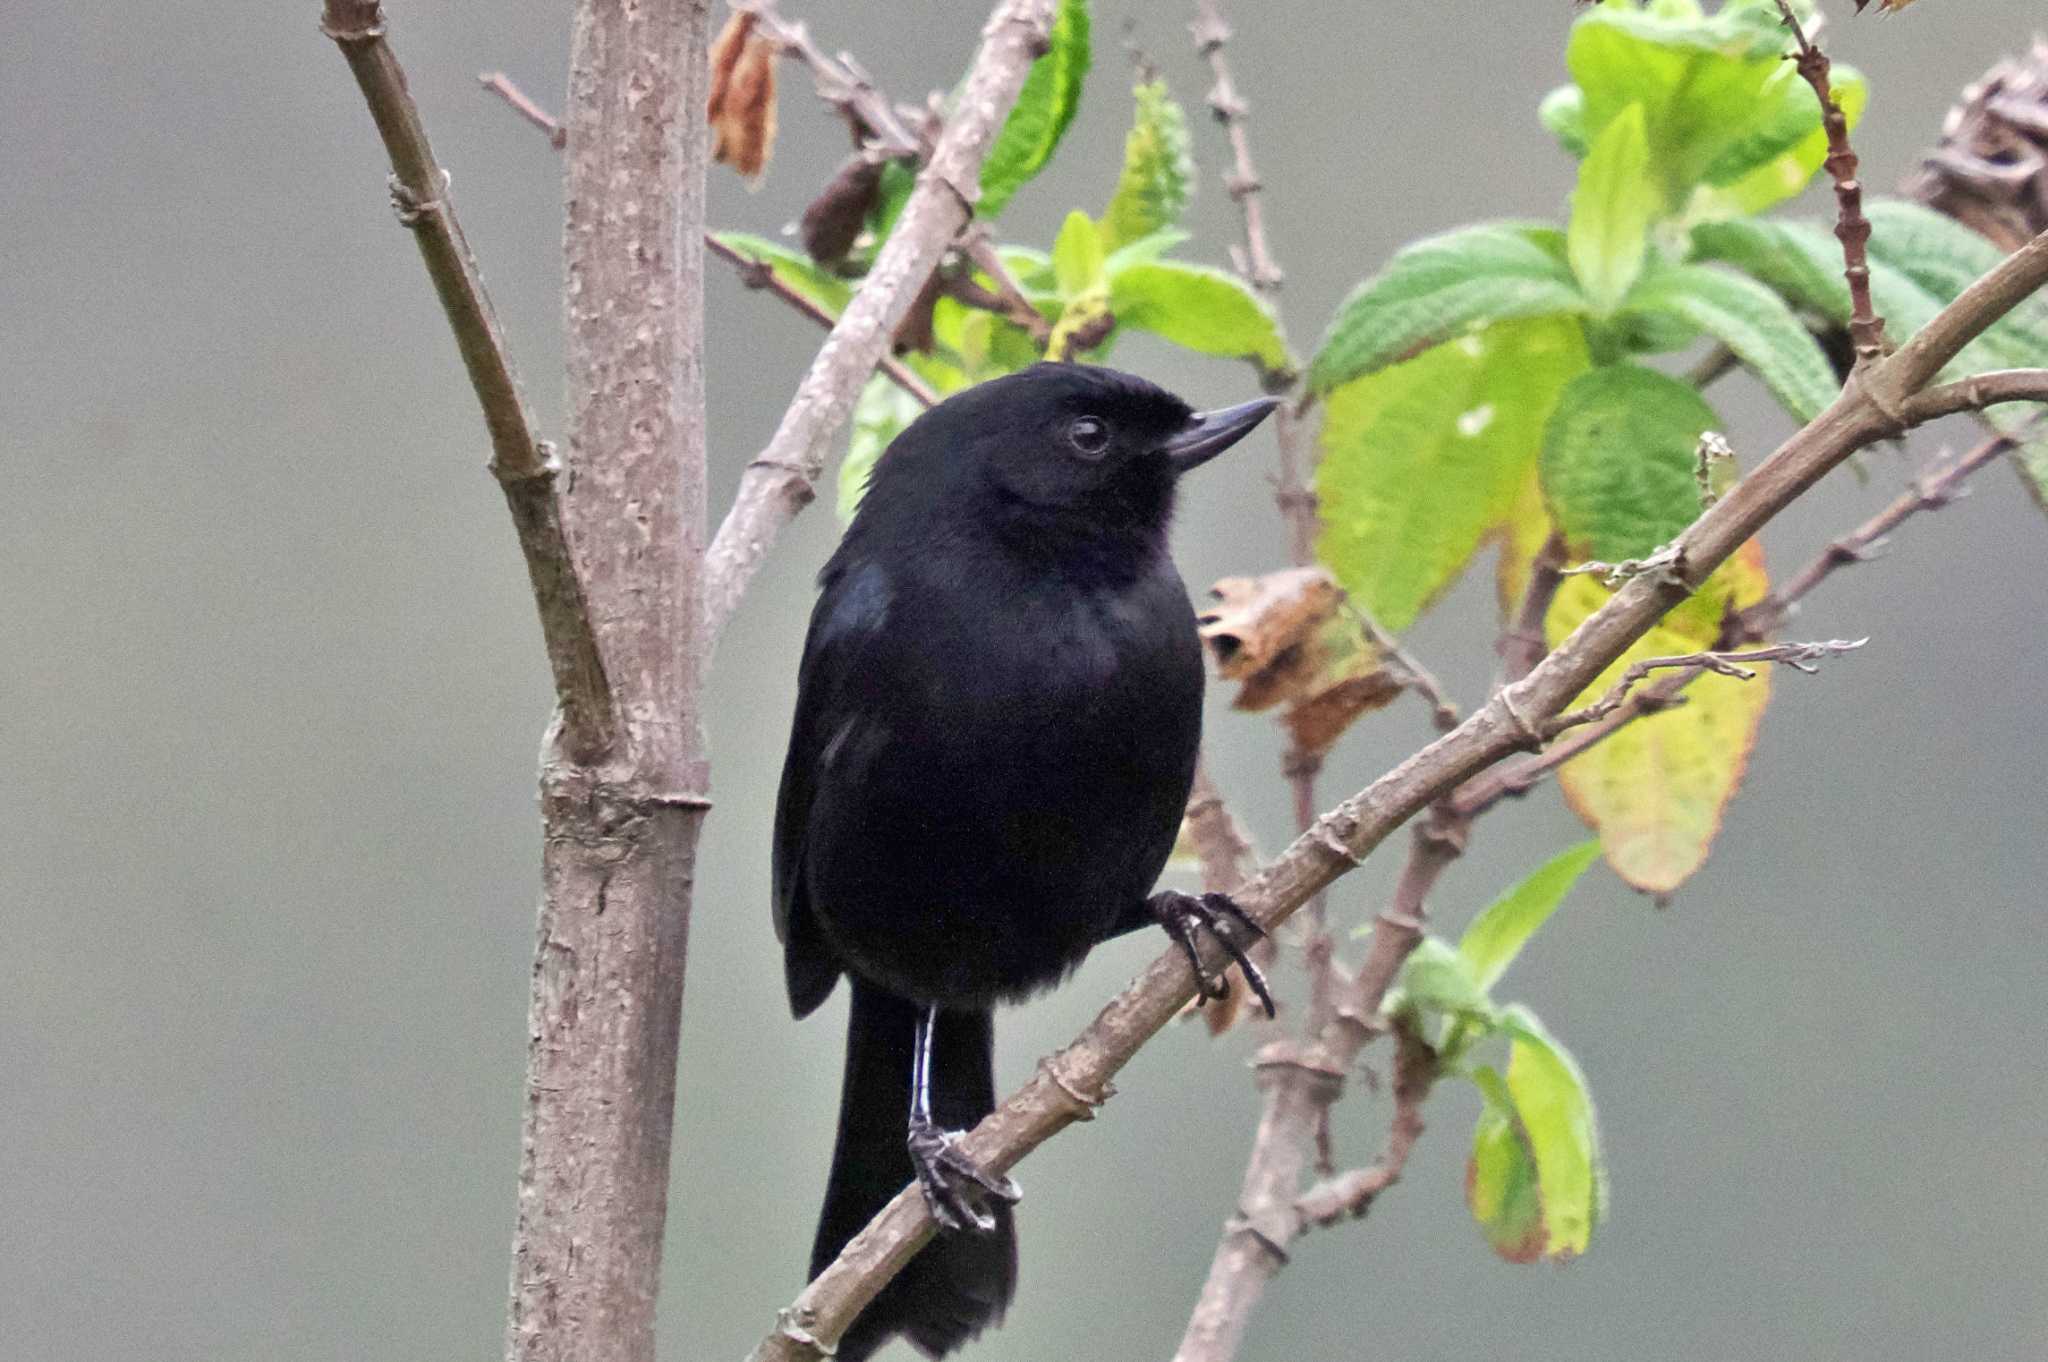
[907,1114,1020,1235]
[1149,890,1277,1019]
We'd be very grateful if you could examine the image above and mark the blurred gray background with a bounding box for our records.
[5,3,2046,1359]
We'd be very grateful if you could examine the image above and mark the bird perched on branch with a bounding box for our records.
[773,363,1278,1360]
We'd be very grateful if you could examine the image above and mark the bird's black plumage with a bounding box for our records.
[772,363,1276,1360]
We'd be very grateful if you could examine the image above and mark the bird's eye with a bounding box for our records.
[1066,415,1112,458]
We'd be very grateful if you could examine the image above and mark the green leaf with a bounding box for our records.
[1539,84,1588,158]
[1467,1066,1548,1263]
[1689,218,1850,319]
[1498,1005,1607,1259]
[1307,224,1587,393]
[1394,937,1498,1023]
[1863,200,2048,366]
[1562,3,1842,213]
[1108,261,1289,372]
[1625,262,1840,421]
[1101,78,1195,250]
[979,0,1091,218]
[1540,363,1719,561]
[1103,227,1190,274]
[1051,209,1106,297]
[1316,317,1589,630]
[866,159,917,249]
[1690,65,1867,217]
[837,374,924,520]
[1458,842,1603,992]
[711,232,853,315]
[1568,104,1658,312]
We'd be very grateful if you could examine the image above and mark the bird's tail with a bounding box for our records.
[813,979,1016,1361]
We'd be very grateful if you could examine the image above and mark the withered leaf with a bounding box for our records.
[709,11,778,184]
[800,155,884,267]
[1198,567,1403,760]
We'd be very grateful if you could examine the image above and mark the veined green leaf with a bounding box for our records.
[979,0,1091,218]
[1499,1006,1607,1259]
[1307,224,1587,393]
[1569,104,1658,312]
[1540,363,1719,561]
[712,232,852,315]
[1626,262,1839,421]
[1316,317,1589,631]
[1863,200,2048,365]
[1394,937,1498,1023]
[1108,261,1288,372]
[1459,842,1604,992]
[1689,218,1850,318]
[1102,78,1194,250]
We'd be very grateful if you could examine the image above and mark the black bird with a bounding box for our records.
[773,363,1277,1360]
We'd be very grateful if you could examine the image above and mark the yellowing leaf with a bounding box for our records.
[1316,317,1588,631]
[1494,464,1554,619]
[1544,541,1772,895]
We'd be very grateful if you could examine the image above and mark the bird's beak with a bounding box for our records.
[1163,397,1281,474]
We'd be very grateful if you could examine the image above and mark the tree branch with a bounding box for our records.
[1777,1,1887,362]
[323,2,616,761]
[706,237,938,407]
[476,71,939,410]
[503,1,713,1359]
[744,217,2048,1362]
[703,0,1058,643]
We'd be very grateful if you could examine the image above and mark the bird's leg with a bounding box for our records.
[906,1003,1020,1235]
[1134,890,1276,1019]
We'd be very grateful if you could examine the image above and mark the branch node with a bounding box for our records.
[1037,1055,1111,1120]
[387,170,450,228]
[1308,812,1365,866]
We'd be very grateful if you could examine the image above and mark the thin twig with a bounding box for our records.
[744,220,2048,1362]
[707,237,938,407]
[1540,640,1867,737]
[736,0,924,158]
[478,71,566,147]
[1352,603,1460,733]
[323,5,614,761]
[1777,1,1887,362]
[959,229,1053,345]
[1292,1017,1436,1231]
[705,0,1059,644]
[1499,532,1567,686]
[1737,422,2032,638]
[478,72,939,410]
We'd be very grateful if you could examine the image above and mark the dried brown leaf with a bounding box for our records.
[1199,567,1402,760]
[709,11,778,184]
[800,155,884,267]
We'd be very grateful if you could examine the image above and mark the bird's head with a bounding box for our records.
[857,364,1277,553]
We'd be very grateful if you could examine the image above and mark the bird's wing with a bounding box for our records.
[772,559,894,1018]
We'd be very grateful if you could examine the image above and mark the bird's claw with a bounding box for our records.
[1150,890,1277,1019]
[907,1114,1020,1235]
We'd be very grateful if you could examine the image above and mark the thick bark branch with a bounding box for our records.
[322,0,615,760]
[503,3,713,1361]
[744,221,2048,1362]
[702,0,1057,642]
